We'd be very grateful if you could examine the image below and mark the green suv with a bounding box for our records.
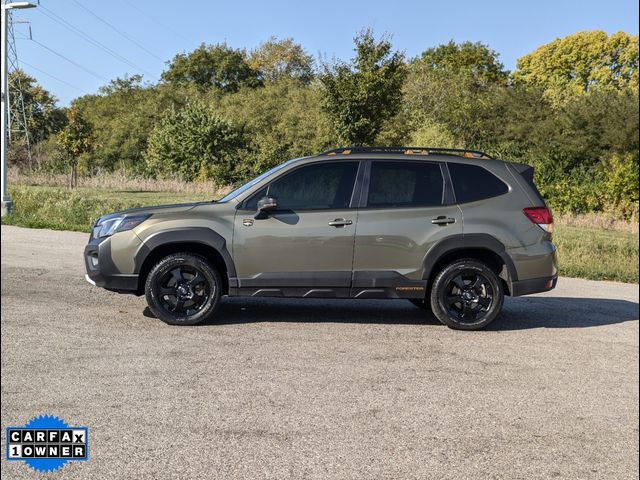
[84,147,557,330]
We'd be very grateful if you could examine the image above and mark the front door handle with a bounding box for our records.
[431,216,456,226]
[328,218,353,227]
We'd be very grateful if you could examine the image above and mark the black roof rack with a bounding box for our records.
[320,146,492,159]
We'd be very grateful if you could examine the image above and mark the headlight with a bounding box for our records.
[93,214,150,239]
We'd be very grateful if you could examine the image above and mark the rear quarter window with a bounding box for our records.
[448,163,509,204]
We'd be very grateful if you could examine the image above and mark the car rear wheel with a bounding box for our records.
[430,259,504,330]
[145,253,222,325]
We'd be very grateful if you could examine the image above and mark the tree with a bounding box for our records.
[144,101,244,183]
[418,40,508,86]
[98,73,145,95]
[161,43,261,92]
[7,70,66,169]
[8,70,66,144]
[249,37,314,83]
[57,106,92,187]
[320,29,406,146]
[217,79,335,177]
[514,31,639,105]
[74,78,198,174]
[403,40,509,149]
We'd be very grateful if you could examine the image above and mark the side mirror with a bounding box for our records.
[255,196,278,218]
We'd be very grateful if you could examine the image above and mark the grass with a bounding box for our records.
[553,224,638,283]
[8,169,226,195]
[1,185,638,283]
[0,185,215,232]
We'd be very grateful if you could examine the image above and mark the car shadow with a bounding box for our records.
[489,296,639,330]
[143,296,639,330]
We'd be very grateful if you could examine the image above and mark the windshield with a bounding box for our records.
[216,159,299,203]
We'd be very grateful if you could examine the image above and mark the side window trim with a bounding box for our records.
[442,162,456,205]
[360,159,451,209]
[357,160,372,208]
[239,160,362,212]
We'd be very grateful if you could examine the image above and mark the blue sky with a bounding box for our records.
[9,0,640,106]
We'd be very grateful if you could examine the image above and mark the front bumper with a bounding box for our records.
[84,236,139,292]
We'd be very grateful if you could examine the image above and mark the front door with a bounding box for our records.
[352,160,463,297]
[233,161,361,297]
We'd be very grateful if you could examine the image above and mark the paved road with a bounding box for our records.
[1,225,638,479]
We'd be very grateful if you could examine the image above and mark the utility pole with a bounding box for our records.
[1,1,36,216]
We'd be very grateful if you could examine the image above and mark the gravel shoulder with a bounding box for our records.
[1,225,638,479]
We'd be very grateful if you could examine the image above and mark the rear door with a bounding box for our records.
[352,160,462,297]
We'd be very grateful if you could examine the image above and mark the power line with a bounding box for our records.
[69,0,165,62]
[37,4,158,80]
[19,60,86,93]
[28,38,109,82]
[120,0,191,44]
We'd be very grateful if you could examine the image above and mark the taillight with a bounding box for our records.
[523,206,553,233]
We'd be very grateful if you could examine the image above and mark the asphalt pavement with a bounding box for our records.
[1,225,638,479]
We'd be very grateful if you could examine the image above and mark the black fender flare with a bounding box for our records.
[134,227,237,282]
[422,233,518,284]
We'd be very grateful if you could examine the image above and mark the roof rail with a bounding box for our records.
[321,146,492,159]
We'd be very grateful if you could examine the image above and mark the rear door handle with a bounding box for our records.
[328,218,353,227]
[431,216,456,226]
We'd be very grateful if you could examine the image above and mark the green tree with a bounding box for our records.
[57,106,93,187]
[320,29,406,146]
[73,78,202,173]
[403,40,508,149]
[600,153,639,219]
[249,37,314,83]
[419,40,508,86]
[7,70,66,169]
[514,31,639,105]
[98,74,146,95]
[144,101,244,183]
[161,43,261,92]
[217,79,335,177]
[8,69,66,144]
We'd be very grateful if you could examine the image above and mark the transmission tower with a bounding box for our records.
[5,7,33,165]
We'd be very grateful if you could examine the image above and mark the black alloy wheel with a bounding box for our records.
[443,271,493,321]
[430,259,504,330]
[145,253,222,325]
[158,265,211,316]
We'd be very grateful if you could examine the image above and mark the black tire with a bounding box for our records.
[145,252,222,326]
[409,298,430,310]
[430,259,504,330]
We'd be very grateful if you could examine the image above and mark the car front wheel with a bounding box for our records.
[430,259,504,330]
[145,253,222,325]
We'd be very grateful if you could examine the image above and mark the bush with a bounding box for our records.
[144,101,245,183]
[600,153,639,220]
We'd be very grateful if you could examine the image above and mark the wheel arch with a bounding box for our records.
[422,234,517,295]
[134,227,236,295]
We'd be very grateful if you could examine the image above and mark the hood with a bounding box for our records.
[97,201,213,224]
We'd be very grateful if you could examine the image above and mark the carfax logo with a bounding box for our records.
[6,415,88,473]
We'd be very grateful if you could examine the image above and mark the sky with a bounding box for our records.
[8,0,640,106]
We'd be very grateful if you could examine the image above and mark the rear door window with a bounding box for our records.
[367,161,444,208]
[448,163,509,203]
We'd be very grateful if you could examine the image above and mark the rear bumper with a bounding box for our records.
[510,275,557,297]
[84,237,139,293]
[506,240,558,296]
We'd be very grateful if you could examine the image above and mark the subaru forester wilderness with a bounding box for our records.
[85,147,557,330]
